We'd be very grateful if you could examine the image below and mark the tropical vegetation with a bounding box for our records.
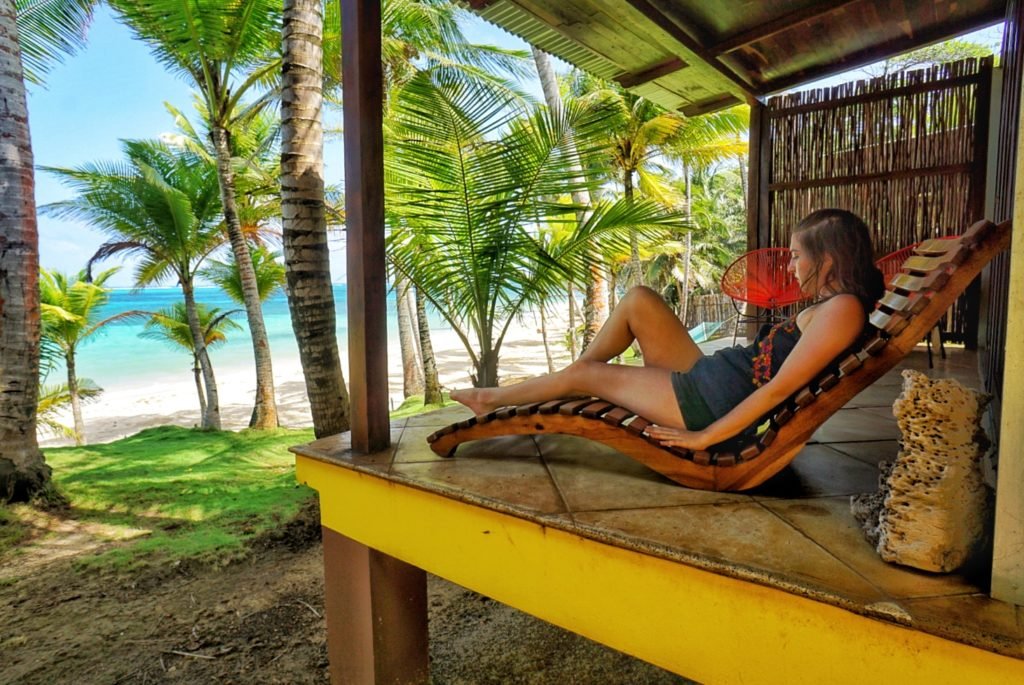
[43,139,227,430]
[2,0,764,505]
[38,266,134,444]
[141,302,242,419]
[110,0,283,429]
[386,70,689,386]
[1,0,99,502]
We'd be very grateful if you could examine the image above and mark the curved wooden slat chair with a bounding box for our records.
[427,219,1011,491]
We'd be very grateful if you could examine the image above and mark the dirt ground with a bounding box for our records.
[0,503,689,684]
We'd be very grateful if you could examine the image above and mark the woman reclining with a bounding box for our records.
[451,209,885,452]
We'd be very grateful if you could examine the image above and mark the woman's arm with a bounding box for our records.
[647,294,866,450]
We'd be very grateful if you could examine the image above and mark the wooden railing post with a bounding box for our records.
[342,0,390,454]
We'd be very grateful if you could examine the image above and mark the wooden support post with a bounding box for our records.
[991,79,1024,606]
[342,0,390,453]
[322,528,429,684]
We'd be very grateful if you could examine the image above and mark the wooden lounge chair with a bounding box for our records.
[427,219,1011,491]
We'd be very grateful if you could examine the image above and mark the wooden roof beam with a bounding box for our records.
[680,93,743,117]
[466,0,502,9]
[760,7,1005,96]
[710,0,863,56]
[623,0,756,93]
[614,56,688,88]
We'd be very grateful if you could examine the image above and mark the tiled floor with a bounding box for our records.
[295,343,1023,660]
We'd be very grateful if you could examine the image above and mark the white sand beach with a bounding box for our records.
[40,313,576,447]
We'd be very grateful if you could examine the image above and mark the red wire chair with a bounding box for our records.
[720,247,809,342]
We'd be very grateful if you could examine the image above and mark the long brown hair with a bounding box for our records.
[792,209,885,313]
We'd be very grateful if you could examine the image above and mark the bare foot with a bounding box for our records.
[449,388,498,416]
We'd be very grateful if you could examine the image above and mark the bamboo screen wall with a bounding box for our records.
[759,58,993,345]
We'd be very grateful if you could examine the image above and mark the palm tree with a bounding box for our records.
[569,73,748,286]
[280,0,350,437]
[387,70,686,386]
[532,48,608,350]
[43,139,226,429]
[415,285,442,405]
[1,0,96,502]
[37,379,102,441]
[140,302,241,418]
[38,266,139,444]
[109,0,281,429]
[202,245,285,304]
[394,272,424,397]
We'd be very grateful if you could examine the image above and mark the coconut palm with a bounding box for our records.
[1,0,97,502]
[37,379,102,441]
[109,0,281,428]
[140,302,241,418]
[43,139,226,429]
[38,266,140,444]
[387,70,686,387]
[532,48,608,350]
[568,72,747,285]
[202,246,285,304]
[280,0,350,436]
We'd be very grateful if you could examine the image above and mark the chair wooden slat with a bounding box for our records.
[901,252,959,273]
[581,401,614,419]
[794,388,816,408]
[625,416,651,435]
[740,444,761,461]
[601,406,634,426]
[838,353,863,375]
[914,238,961,256]
[878,291,913,313]
[515,401,546,416]
[888,273,929,293]
[557,398,595,416]
[538,400,567,414]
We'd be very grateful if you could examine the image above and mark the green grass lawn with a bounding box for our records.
[0,396,459,573]
[40,425,318,570]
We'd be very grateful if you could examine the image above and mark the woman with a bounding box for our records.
[451,209,885,452]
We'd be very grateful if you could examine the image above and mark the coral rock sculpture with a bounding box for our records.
[850,370,992,572]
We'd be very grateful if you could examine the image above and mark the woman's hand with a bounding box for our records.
[645,425,712,451]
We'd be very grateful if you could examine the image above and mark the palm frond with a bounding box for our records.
[15,0,95,85]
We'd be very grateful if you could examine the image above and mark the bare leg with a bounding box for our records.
[451,360,686,427]
[580,286,702,371]
[450,287,700,424]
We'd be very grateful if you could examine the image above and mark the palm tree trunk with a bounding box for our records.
[539,305,556,374]
[209,125,278,429]
[182,282,221,430]
[192,354,207,418]
[737,151,748,208]
[0,1,50,502]
[65,352,85,445]
[531,47,607,349]
[625,169,642,288]
[395,272,423,397]
[281,0,349,437]
[566,282,578,361]
[680,231,692,324]
[416,287,443,405]
[569,280,577,360]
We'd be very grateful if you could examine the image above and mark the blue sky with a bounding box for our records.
[27,7,1002,288]
[29,5,536,287]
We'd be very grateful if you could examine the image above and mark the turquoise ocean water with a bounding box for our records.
[57,285,425,393]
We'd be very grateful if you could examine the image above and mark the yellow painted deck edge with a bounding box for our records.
[298,457,1023,685]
